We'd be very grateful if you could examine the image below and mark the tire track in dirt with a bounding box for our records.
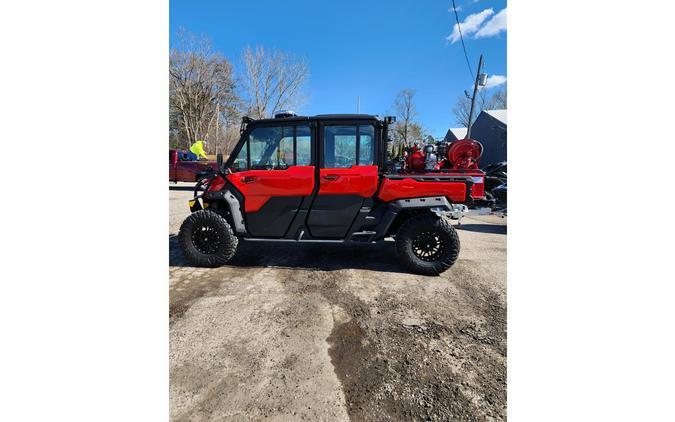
[283,258,507,421]
[169,208,506,421]
[170,243,352,421]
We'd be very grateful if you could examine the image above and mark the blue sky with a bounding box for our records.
[170,0,507,137]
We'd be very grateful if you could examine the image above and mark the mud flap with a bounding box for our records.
[188,198,203,212]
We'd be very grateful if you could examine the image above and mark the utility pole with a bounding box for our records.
[466,54,484,139]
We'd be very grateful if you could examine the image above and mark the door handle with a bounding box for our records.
[323,174,340,181]
[241,176,256,184]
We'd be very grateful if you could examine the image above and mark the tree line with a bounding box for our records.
[170,30,506,156]
[169,30,309,154]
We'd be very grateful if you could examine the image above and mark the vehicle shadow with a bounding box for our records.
[456,223,507,235]
[169,235,410,274]
[169,185,195,191]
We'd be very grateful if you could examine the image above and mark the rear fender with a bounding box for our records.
[372,196,454,240]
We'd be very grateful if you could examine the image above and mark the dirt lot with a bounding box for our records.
[169,183,506,421]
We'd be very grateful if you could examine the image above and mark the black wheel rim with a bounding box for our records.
[411,230,444,262]
[192,224,221,254]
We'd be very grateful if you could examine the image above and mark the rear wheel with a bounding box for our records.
[178,210,238,267]
[395,214,460,276]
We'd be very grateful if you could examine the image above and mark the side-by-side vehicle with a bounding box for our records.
[178,112,486,275]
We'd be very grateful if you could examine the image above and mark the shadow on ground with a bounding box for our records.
[457,223,507,235]
[169,235,410,274]
[169,185,196,191]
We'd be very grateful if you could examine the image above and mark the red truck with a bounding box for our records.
[177,113,487,275]
[169,149,217,183]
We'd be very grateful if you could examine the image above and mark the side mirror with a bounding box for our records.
[216,153,223,171]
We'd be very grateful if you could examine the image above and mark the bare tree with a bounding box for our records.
[202,102,244,156]
[392,121,428,145]
[411,123,429,143]
[204,117,241,158]
[452,87,507,128]
[489,89,507,109]
[169,30,240,152]
[392,89,418,147]
[241,46,309,119]
[388,89,429,154]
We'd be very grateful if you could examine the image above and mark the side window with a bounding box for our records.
[359,125,375,165]
[323,124,375,168]
[324,126,357,168]
[262,127,293,170]
[296,126,311,165]
[233,125,312,171]
[249,127,281,170]
[234,143,248,170]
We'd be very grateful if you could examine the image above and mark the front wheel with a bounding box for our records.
[395,214,460,276]
[178,210,238,267]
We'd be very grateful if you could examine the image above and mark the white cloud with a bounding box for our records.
[446,8,494,43]
[474,8,507,39]
[449,0,482,13]
[484,74,507,89]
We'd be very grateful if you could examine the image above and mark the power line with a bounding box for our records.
[452,0,474,81]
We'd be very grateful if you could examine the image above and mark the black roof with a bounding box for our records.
[247,113,380,124]
[313,114,379,119]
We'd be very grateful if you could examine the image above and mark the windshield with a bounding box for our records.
[232,125,311,171]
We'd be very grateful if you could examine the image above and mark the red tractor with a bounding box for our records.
[178,113,486,275]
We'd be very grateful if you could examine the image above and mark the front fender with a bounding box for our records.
[201,189,247,235]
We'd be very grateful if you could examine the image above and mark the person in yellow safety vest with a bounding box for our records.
[188,140,208,161]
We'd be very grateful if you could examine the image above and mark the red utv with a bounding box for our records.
[178,113,486,275]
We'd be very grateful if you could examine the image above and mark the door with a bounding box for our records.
[226,125,314,238]
[177,162,197,182]
[307,123,379,238]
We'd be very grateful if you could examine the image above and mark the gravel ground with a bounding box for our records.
[169,182,506,421]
